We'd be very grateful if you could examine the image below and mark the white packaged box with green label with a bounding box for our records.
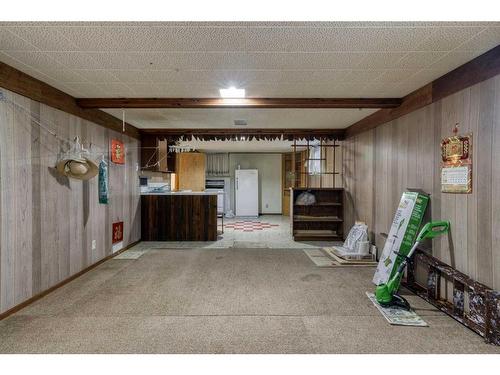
[372,191,429,285]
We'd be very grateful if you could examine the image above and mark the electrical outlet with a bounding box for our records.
[265,203,269,208]
[92,240,96,250]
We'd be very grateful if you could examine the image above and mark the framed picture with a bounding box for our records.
[111,139,125,164]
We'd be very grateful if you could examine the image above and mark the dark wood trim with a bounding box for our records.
[0,240,140,321]
[140,128,345,141]
[346,44,500,138]
[0,61,141,139]
[432,44,500,102]
[76,97,402,109]
[345,84,432,138]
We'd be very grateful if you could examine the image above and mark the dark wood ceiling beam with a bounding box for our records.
[76,97,402,109]
[345,44,500,138]
[345,84,433,138]
[0,61,141,139]
[140,128,345,141]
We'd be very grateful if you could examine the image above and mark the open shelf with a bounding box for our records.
[293,215,343,222]
[291,188,344,241]
[293,229,342,241]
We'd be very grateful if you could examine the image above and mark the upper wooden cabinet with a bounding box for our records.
[175,152,206,191]
[140,135,176,172]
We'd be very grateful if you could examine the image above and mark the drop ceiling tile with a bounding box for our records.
[154,83,219,97]
[279,70,352,83]
[7,27,78,51]
[343,70,385,83]
[7,65,62,87]
[146,69,283,85]
[94,82,135,97]
[125,83,162,96]
[88,52,247,70]
[73,69,121,83]
[244,83,369,97]
[85,52,141,69]
[56,26,248,52]
[0,56,73,94]
[63,83,108,97]
[43,52,104,69]
[0,29,35,51]
[245,27,434,52]
[414,27,485,51]
[148,26,248,52]
[40,69,89,83]
[244,52,364,69]
[398,69,446,86]
[111,69,152,83]
[356,52,407,68]
[1,22,499,106]
[361,82,407,97]
[1,50,66,70]
[56,26,154,52]
[396,51,448,68]
[373,69,418,83]
[456,27,500,51]
[0,51,30,69]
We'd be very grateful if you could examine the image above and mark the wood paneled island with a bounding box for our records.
[141,192,218,241]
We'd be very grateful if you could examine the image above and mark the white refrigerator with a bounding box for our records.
[235,169,259,217]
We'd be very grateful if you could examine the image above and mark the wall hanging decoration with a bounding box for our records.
[112,221,124,243]
[55,137,99,180]
[112,221,124,253]
[440,130,473,194]
[111,139,125,164]
[98,158,109,204]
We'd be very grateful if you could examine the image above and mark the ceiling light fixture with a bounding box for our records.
[219,87,245,98]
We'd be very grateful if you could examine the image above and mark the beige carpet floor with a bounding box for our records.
[0,247,498,354]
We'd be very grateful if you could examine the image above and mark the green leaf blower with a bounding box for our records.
[375,221,450,310]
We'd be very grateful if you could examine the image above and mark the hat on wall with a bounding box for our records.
[55,137,99,180]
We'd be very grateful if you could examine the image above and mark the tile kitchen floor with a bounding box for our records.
[135,215,341,250]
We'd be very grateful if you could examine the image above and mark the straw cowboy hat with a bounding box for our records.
[55,137,99,180]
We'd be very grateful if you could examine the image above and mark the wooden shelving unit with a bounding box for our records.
[291,187,344,241]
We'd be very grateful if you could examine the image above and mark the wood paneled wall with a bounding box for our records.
[342,75,500,289]
[0,88,141,314]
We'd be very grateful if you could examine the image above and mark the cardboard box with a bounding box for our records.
[372,191,429,285]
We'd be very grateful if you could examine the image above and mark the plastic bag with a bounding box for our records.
[295,191,316,205]
[343,222,368,252]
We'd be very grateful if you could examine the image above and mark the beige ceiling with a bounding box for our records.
[0,22,499,129]
[103,108,377,129]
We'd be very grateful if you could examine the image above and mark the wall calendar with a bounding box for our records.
[440,133,472,193]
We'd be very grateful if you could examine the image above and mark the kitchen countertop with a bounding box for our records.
[140,191,217,196]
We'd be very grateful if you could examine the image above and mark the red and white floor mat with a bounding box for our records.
[224,221,280,232]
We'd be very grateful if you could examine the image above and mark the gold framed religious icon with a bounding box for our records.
[440,133,472,193]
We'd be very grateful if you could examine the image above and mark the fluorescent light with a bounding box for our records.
[219,87,245,98]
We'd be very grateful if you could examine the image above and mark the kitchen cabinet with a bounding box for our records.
[175,152,206,191]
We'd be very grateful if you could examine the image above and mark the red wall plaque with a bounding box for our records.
[111,139,125,164]
[112,221,124,243]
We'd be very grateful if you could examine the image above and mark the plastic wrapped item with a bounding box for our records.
[327,222,371,260]
[343,222,368,252]
[295,191,316,205]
